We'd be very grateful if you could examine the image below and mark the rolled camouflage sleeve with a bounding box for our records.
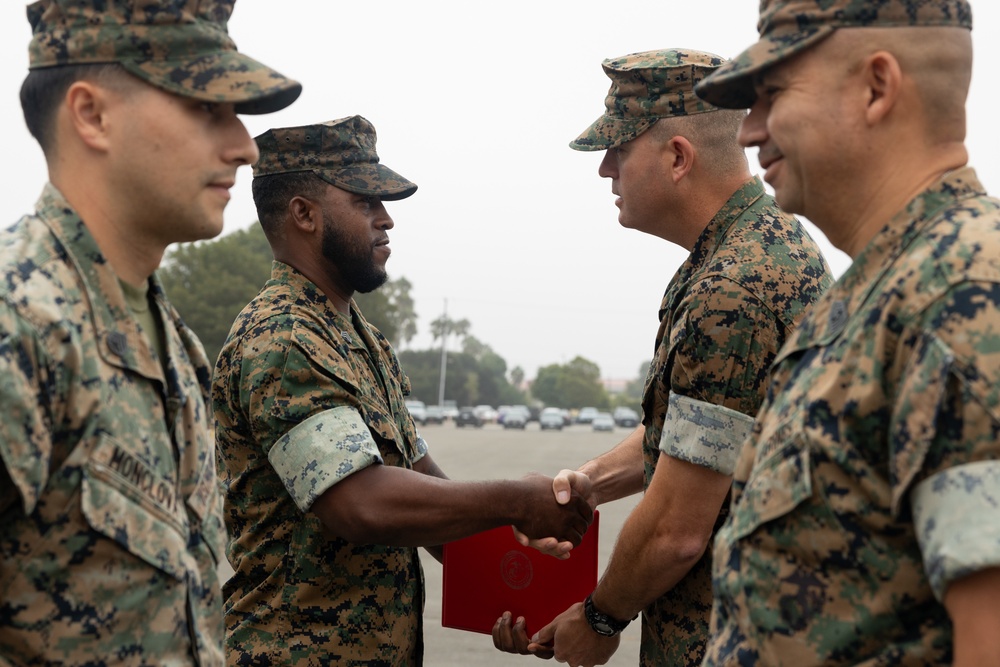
[240,323,387,512]
[412,435,428,462]
[912,460,1000,601]
[245,326,365,445]
[668,275,783,437]
[661,392,754,476]
[893,285,1000,600]
[269,406,383,512]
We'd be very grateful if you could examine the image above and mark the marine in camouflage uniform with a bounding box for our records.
[695,0,1000,663]
[494,50,831,666]
[633,175,831,666]
[0,1,299,665]
[215,263,428,665]
[215,117,593,666]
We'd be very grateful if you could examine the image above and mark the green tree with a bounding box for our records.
[398,334,525,408]
[380,277,417,346]
[611,359,650,411]
[510,366,525,390]
[529,356,610,409]
[160,223,418,364]
[431,315,470,344]
[352,277,418,348]
[159,226,273,365]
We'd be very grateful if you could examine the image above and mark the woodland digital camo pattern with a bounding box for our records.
[253,116,418,200]
[704,168,1000,665]
[638,178,832,666]
[570,49,724,151]
[694,0,973,109]
[0,185,225,665]
[27,0,301,114]
[214,261,427,665]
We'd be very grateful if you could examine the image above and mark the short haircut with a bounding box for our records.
[20,63,133,156]
[252,171,328,236]
[650,108,749,175]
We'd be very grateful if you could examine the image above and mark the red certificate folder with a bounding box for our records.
[441,511,599,636]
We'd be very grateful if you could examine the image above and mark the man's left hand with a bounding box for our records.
[528,602,620,667]
[492,611,553,659]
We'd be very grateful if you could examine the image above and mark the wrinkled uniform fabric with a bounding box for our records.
[0,184,225,665]
[705,168,1000,665]
[638,177,832,666]
[214,261,427,666]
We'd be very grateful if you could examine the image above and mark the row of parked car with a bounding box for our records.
[539,406,640,431]
[404,399,641,432]
[403,400,455,426]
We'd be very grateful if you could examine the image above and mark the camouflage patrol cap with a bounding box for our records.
[695,0,973,109]
[253,116,417,201]
[569,49,725,152]
[27,0,302,115]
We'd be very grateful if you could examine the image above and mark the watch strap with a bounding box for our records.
[583,593,632,637]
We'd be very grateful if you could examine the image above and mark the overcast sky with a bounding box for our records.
[4,1,1000,382]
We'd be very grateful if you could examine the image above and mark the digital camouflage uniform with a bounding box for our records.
[214,263,427,666]
[213,117,424,665]
[571,49,833,666]
[0,185,226,665]
[701,171,1000,666]
[0,2,298,665]
[636,178,831,666]
[694,1,1000,664]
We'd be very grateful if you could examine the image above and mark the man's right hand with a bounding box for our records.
[514,469,593,558]
[512,473,593,547]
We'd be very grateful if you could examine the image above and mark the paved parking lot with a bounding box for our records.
[418,421,642,666]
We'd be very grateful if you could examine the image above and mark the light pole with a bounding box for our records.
[437,298,447,407]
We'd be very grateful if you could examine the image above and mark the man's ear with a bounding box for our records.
[668,135,696,184]
[289,195,320,233]
[64,80,113,152]
[863,50,902,126]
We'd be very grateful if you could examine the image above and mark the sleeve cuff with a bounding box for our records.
[268,406,383,512]
[412,434,428,463]
[912,460,1000,601]
[660,392,755,476]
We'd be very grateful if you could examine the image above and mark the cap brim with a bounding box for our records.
[569,115,656,152]
[317,163,418,202]
[121,50,302,115]
[694,26,834,109]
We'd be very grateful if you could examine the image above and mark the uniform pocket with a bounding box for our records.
[82,443,188,581]
[729,446,812,543]
[82,470,187,581]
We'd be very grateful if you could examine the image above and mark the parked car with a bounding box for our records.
[455,407,483,428]
[539,408,564,431]
[503,408,528,430]
[405,399,427,425]
[510,404,534,423]
[576,406,600,424]
[441,400,459,420]
[613,407,640,428]
[425,405,446,424]
[592,412,615,432]
[474,405,498,423]
[495,405,513,424]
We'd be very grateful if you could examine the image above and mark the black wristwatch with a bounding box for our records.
[583,593,632,637]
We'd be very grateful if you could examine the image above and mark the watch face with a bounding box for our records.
[584,594,626,636]
[594,621,616,636]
